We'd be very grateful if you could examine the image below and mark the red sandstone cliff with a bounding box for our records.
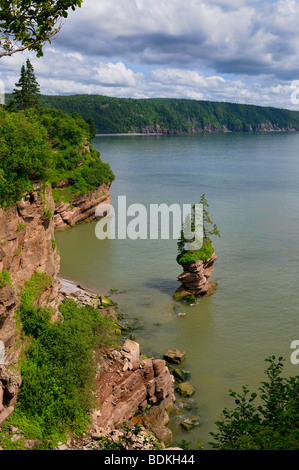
[0,183,60,425]
[0,182,176,448]
[54,182,111,231]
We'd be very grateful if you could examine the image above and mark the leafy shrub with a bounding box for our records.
[9,273,119,449]
[0,109,52,207]
[209,356,299,450]
[0,270,12,288]
[19,271,52,311]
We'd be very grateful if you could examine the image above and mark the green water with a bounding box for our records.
[55,132,299,449]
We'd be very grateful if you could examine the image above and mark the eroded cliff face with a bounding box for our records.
[0,184,60,425]
[54,182,111,231]
[0,182,176,447]
[135,121,299,135]
[93,340,175,446]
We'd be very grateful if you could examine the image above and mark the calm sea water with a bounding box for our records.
[55,132,299,449]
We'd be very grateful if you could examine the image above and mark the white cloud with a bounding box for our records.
[1,0,299,110]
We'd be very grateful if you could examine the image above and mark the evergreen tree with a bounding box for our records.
[86,117,97,139]
[13,59,40,110]
[177,194,220,256]
[200,193,221,239]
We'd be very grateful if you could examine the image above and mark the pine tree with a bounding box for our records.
[13,59,40,110]
[86,117,97,139]
[200,194,221,239]
[177,194,220,259]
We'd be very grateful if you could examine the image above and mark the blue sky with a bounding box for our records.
[1,0,299,109]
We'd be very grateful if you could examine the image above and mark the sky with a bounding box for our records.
[1,0,299,109]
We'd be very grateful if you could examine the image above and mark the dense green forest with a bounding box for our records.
[0,107,114,207]
[21,94,299,134]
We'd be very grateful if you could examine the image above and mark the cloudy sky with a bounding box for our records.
[2,0,299,109]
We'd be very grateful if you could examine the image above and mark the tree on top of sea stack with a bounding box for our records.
[174,194,220,303]
[0,0,82,59]
[200,193,221,240]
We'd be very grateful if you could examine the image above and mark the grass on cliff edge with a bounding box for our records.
[0,271,119,450]
[0,108,114,208]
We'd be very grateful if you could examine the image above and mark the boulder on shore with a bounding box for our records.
[164,349,186,365]
[176,382,195,398]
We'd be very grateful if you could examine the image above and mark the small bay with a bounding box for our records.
[56,131,299,448]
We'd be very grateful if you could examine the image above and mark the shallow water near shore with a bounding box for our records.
[55,132,299,449]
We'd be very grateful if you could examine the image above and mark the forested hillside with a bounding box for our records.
[0,107,114,207]
[31,95,299,134]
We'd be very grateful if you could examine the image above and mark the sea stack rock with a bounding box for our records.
[174,252,217,302]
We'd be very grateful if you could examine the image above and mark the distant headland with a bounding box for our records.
[34,94,299,135]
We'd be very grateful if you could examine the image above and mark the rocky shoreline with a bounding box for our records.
[98,122,299,136]
[53,278,177,450]
[54,182,111,231]
[0,182,181,450]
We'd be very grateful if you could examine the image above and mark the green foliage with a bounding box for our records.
[0,269,12,288]
[174,439,204,450]
[209,357,299,450]
[177,195,219,265]
[8,273,119,450]
[12,59,40,110]
[200,194,221,239]
[0,109,53,207]
[42,208,53,219]
[0,107,114,208]
[17,223,26,231]
[0,0,82,58]
[39,108,115,202]
[97,421,161,450]
[177,237,214,265]
[86,116,97,139]
[19,271,52,311]
[36,94,299,134]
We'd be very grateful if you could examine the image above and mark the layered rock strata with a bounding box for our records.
[135,122,299,135]
[0,184,60,424]
[54,182,111,231]
[94,339,175,445]
[175,252,218,300]
[0,182,176,447]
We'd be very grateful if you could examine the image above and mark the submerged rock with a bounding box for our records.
[176,382,195,398]
[173,288,197,304]
[172,368,189,383]
[180,417,200,432]
[164,349,186,365]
